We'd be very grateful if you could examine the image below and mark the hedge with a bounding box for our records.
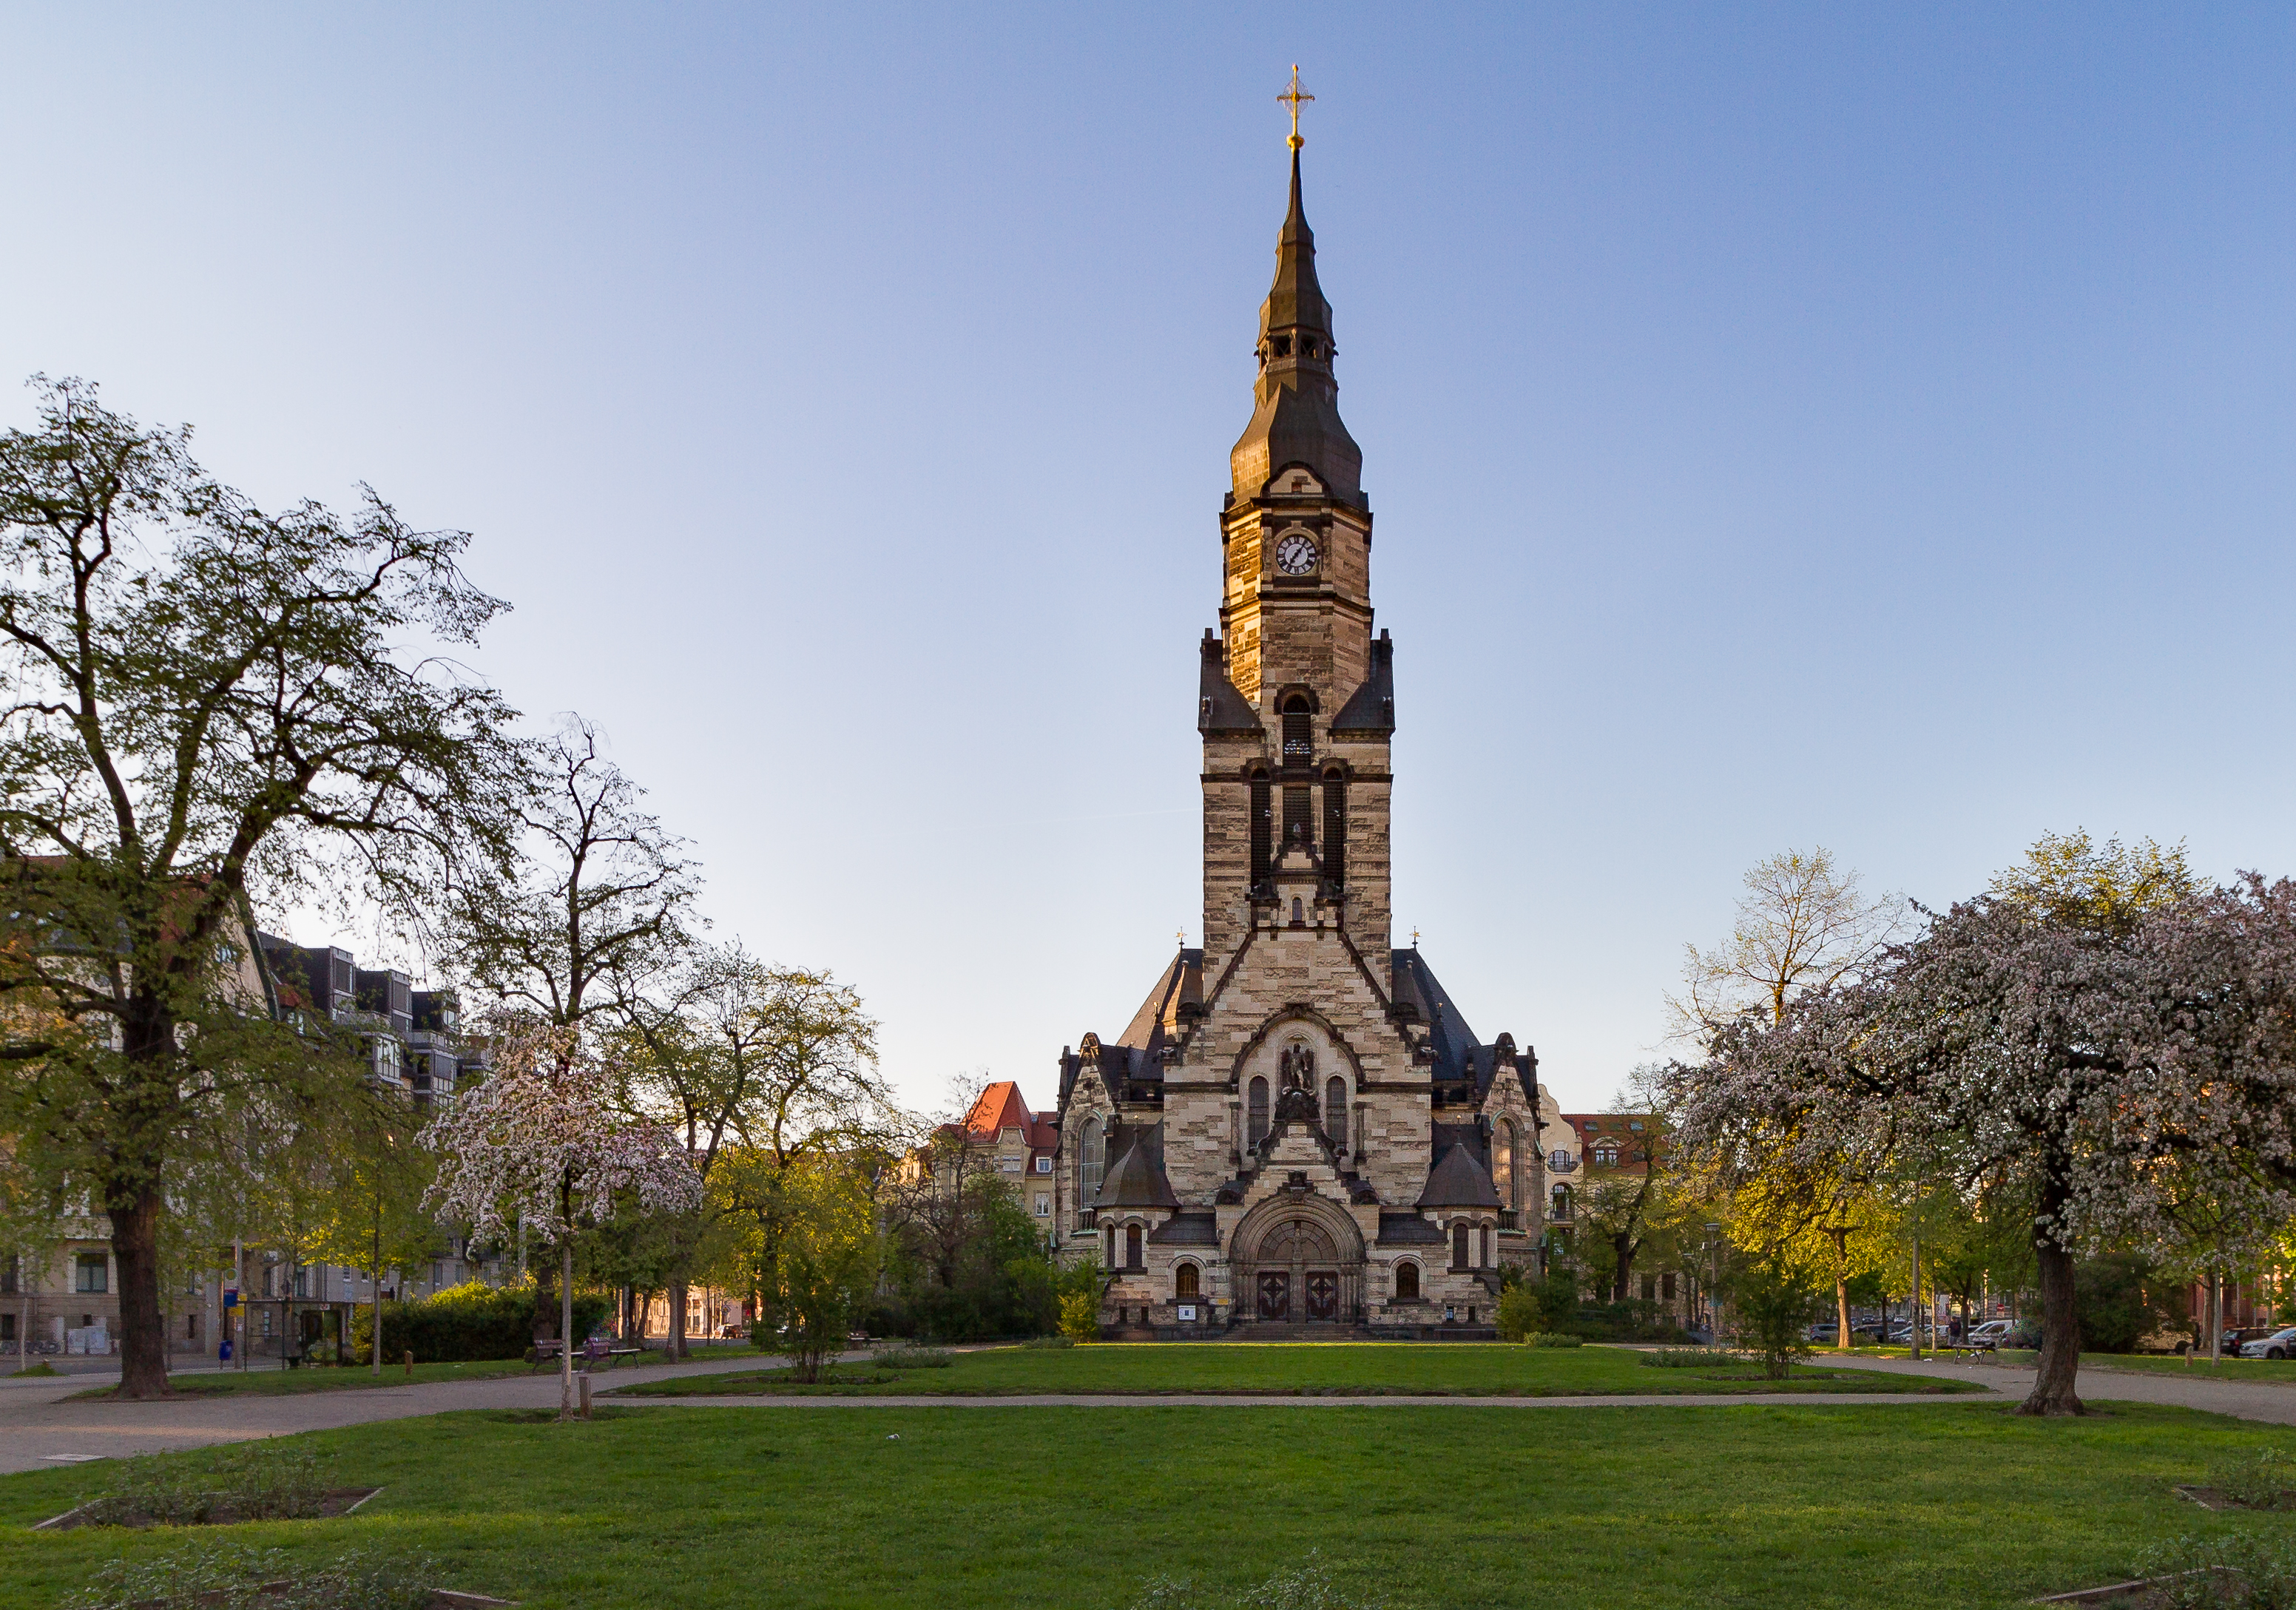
[349,1280,611,1363]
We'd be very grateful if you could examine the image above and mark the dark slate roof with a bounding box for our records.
[1058,952,1201,1109]
[1377,1211,1445,1246]
[1388,948,1537,1106]
[1096,1140,1180,1209]
[1200,632,1263,736]
[1416,1143,1502,1208]
[1331,629,1395,737]
[1147,1211,1220,1247]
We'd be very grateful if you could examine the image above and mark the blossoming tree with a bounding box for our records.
[423,1021,700,1416]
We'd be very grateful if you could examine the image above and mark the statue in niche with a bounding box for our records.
[1273,1039,1321,1124]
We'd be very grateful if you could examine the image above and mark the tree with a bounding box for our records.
[0,378,525,1396]
[1668,847,1903,1042]
[422,1020,700,1416]
[1726,1252,1820,1379]
[443,716,700,1342]
[1668,833,2296,1415]
[615,952,889,1356]
[752,1154,878,1382]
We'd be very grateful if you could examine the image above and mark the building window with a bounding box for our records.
[1549,1149,1570,1171]
[1,1254,16,1294]
[1451,1221,1469,1271]
[1595,1143,1618,1167]
[1394,1261,1419,1301]
[1641,1274,1658,1302]
[1502,1120,1522,1210]
[1033,1194,1050,1217]
[1035,1156,1051,1173]
[75,1253,107,1293]
[1248,1076,1270,1148]
[1125,1223,1143,1269]
[1321,770,1346,885]
[1479,1225,1492,1268]
[1662,1272,1677,1301]
[1104,1224,1115,1267]
[1249,770,1273,889]
[1551,1184,1571,1220]
[1324,1076,1348,1152]
[1175,1263,1200,1300]
[187,1313,200,1339]
[0,1313,13,1342]
[1080,1117,1104,1209]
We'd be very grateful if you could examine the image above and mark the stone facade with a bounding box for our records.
[1052,146,1550,1339]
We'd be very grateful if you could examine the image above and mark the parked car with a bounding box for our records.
[1806,1322,1846,1343]
[2238,1327,2296,1361]
[1968,1319,2014,1344]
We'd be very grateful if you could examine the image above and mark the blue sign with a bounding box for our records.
[222,1291,238,1309]
[218,1339,233,1362]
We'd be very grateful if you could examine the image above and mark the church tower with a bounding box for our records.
[1199,141,1396,994]
[1055,79,1545,1339]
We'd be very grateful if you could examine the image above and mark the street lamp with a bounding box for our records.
[1704,1222,1723,1345]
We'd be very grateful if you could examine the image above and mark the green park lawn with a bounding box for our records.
[3,1398,2292,1609]
[615,1341,1982,1398]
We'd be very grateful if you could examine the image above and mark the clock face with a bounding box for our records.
[1274,532,1320,576]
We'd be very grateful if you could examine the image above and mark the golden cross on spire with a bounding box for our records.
[1280,64,1314,152]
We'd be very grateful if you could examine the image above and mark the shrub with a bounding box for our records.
[81,1444,326,1527]
[878,1345,954,1369]
[1641,1347,1744,1369]
[1494,1282,1540,1342]
[1024,1334,1075,1350]
[1724,1257,1819,1379]
[2132,1533,2296,1610]
[1530,1268,1578,1333]
[1524,1332,1582,1349]
[66,1543,437,1610]
[1058,1291,1100,1344]
[2211,1447,2296,1509]
[2076,1252,2182,1354]
[350,1280,609,1364]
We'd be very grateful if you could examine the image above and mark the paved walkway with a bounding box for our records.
[3,1351,2287,1475]
[0,1353,779,1475]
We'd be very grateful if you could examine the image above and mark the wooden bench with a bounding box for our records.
[528,1340,565,1371]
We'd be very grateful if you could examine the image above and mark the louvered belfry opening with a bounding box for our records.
[1280,694,1314,766]
[1322,769,1346,887]
[1281,785,1311,850]
[1249,771,1274,890]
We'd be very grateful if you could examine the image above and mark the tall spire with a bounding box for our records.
[1229,68,1360,503]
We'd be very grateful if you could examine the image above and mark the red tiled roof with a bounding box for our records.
[962,1080,1036,1143]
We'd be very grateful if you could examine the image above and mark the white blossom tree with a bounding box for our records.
[422,1020,700,1416]
[1667,836,2296,1415]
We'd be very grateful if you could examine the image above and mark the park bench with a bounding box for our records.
[578,1339,646,1371]
[527,1339,565,1371]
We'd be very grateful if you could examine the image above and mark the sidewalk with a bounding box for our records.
[1813,1352,2296,1427]
[0,1352,781,1474]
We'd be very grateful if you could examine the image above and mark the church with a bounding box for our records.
[1051,106,1556,1338]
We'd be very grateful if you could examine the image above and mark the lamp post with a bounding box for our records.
[1705,1222,1723,1346]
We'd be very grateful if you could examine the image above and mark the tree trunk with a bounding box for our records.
[1837,1275,1851,1351]
[2022,1235,2084,1415]
[107,1179,171,1398]
[667,1277,688,1362]
[559,1242,575,1419]
[1613,1232,1634,1303]
[533,1258,559,1342]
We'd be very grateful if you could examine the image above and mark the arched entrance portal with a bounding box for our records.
[1232,1196,1365,1325]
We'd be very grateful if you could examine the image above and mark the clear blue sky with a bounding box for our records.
[9,6,2296,1115]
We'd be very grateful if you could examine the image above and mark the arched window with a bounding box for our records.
[1290,896,1304,924]
[1283,784,1311,849]
[1595,1143,1619,1167]
[1125,1222,1142,1268]
[1079,1117,1104,1208]
[1324,1075,1348,1152]
[1480,1224,1493,1268]
[1452,1220,1470,1271]
[1104,1222,1115,1267]
[1394,1260,1419,1301]
[1175,1262,1200,1300]
[1281,693,1313,765]
[1248,1076,1269,1148]
[1322,769,1346,886]
[1551,1183,1571,1220]
[1496,1121,1516,1210]
[1249,769,1273,891]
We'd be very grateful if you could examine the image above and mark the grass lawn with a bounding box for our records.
[66,1359,594,1400]
[3,1399,2292,1608]
[613,1342,1984,1398]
